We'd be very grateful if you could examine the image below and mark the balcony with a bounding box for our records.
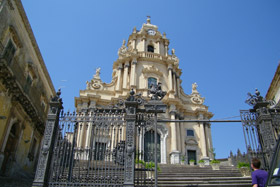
[138,52,177,63]
[138,52,163,60]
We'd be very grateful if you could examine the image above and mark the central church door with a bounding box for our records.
[187,150,196,164]
[144,130,160,163]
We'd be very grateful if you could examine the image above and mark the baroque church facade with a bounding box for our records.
[75,18,214,164]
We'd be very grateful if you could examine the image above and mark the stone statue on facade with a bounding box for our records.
[149,82,166,100]
[93,67,101,79]
[171,48,175,55]
[192,82,198,94]
[190,82,204,104]
[118,40,127,56]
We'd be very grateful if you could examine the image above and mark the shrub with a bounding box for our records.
[135,159,160,172]
[237,162,250,169]
[189,159,195,163]
[210,159,220,164]
[198,159,205,163]
[145,161,161,172]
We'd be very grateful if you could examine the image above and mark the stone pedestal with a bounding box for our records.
[170,151,180,164]
[201,156,210,165]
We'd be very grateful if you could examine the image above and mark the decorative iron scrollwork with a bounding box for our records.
[114,141,125,166]
[245,88,267,106]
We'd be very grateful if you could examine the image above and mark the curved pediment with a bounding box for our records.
[185,138,198,146]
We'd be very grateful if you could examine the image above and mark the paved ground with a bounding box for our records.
[0,176,33,187]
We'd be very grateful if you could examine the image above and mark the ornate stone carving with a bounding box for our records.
[192,82,198,94]
[86,68,103,90]
[93,67,101,79]
[142,65,163,76]
[0,59,45,133]
[118,40,128,56]
[9,26,22,48]
[190,83,204,105]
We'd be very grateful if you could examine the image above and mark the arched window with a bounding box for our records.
[147,45,154,53]
[148,77,157,89]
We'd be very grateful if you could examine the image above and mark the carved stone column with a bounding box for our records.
[164,40,168,56]
[198,114,209,164]
[168,66,173,92]
[123,61,130,89]
[173,72,177,95]
[32,91,63,187]
[123,100,138,187]
[116,64,123,91]
[130,58,137,88]
[170,109,180,164]
[176,75,180,98]
[205,122,213,163]
[142,37,146,52]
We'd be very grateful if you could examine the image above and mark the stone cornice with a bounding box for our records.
[14,0,55,96]
[0,59,45,134]
[266,62,280,101]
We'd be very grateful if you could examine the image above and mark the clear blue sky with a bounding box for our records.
[22,0,280,158]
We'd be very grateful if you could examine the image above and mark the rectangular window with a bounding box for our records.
[3,40,16,65]
[187,129,194,136]
[24,73,33,93]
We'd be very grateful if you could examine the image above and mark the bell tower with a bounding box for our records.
[114,16,180,100]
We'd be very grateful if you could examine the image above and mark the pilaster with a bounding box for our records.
[123,61,130,89]
[130,59,137,88]
[168,66,173,92]
[170,109,180,164]
[173,72,177,96]
[198,114,209,163]
[116,64,123,91]
[176,75,180,98]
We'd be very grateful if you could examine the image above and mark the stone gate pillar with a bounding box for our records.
[255,102,277,168]
[32,90,63,187]
[124,98,138,187]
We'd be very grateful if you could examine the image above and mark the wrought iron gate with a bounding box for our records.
[32,87,167,187]
[48,109,126,186]
[240,89,280,170]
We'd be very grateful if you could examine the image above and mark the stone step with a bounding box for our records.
[158,184,251,187]
[156,164,251,187]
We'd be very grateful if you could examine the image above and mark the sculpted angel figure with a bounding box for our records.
[192,82,198,93]
[93,67,101,79]
[118,39,127,56]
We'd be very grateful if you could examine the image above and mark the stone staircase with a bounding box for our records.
[157,164,252,187]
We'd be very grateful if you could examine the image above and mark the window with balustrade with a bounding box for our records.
[147,45,154,53]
